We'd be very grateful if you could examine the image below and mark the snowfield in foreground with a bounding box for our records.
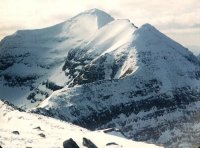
[0,99,162,148]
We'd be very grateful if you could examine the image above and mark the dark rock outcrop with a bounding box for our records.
[82,137,97,148]
[106,142,118,146]
[38,133,46,138]
[12,131,20,135]
[63,138,79,148]
[33,126,42,131]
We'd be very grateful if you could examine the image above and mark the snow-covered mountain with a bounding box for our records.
[0,9,114,108]
[197,54,200,61]
[1,8,200,148]
[0,99,161,148]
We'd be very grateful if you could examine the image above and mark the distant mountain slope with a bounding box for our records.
[0,99,161,148]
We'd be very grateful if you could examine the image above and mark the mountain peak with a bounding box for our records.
[74,8,114,28]
[85,8,107,14]
[83,8,111,16]
[1,9,200,148]
[138,23,157,32]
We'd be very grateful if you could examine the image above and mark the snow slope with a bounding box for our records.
[0,9,114,108]
[0,99,161,148]
[35,23,200,119]
[32,12,200,148]
[1,8,200,148]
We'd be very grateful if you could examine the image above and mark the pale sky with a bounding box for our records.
[0,0,200,54]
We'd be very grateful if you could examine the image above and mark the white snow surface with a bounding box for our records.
[1,8,199,109]
[37,23,200,110]
[0,8,200,148]
[0,99,162,148]
[0,8,114,107]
